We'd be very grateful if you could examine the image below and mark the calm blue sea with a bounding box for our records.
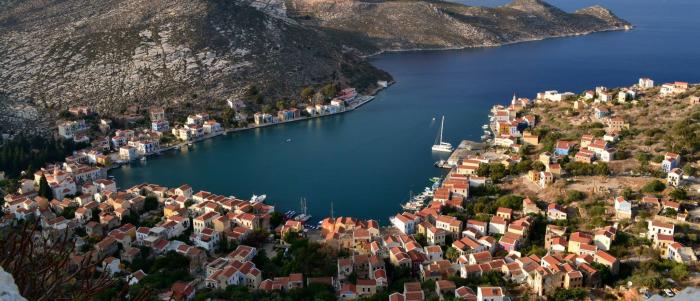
[111,0,700,223]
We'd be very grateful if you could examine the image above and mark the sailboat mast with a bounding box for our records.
[440,116,445,143]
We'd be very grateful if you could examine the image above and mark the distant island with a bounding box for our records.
[0,0,628,134]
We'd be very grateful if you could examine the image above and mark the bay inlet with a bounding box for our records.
[110,0,700,223]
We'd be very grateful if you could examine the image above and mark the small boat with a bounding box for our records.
[431,116,453,152]
[481,135,489,140]
[295,198,311,222]
[285,138,292,143]
[250,194,267,204]
[435,160,449,168]
[482,124,489,129]
[295,214,312,222]
[187,142,193,146]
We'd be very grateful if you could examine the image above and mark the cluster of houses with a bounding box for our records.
[171,112,223,142]
[607,194,697,265]
[372,183,624,300]
[0,170,288,300]
[57,105,225,164]
[253,88,358,126]
[491,96,536,148]
[113,129,162,161]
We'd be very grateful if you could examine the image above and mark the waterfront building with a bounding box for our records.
[203,120,222,134]
[392,213,418,235]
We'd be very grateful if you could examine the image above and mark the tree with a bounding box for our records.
[38,175,53,199]
[641,180,665,193]
[221,108,235,128]
[276,100,286,111]
[552,288,587,301]
[621,187,634,200]
[445,247,460,261]
[682,164,696,177]
[269,211,284,229]
[670,188,688,200]
[414,233,428,246]
[320,83,338,99]
[511,159,533,174]
[495,195,523,210]
[60,206,77,219]
[530,161,545,172]
[669,262,689,280]
[262,104,272,114]
[490,163,507,180]
[300,87,314,101]
[218,235,230,253]
[144,195,158,211]
[565,190,586,203]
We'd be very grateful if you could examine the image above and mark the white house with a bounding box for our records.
[119,146,138,161]
[102,257,121,276]
[488,216,507,235]
[668,242,698,264]
[613,197,632,219]
[203,120,222,134]
[667,168,683,187]
[391,213,417,235]
[648,220,674,241]
[58,120,88,139]
[638,77,654,89]
[661,152,680,172]
[547,204,567,221]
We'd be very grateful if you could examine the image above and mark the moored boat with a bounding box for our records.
[431,116,453,152]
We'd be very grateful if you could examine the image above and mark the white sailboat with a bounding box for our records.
[431,116,453,152]
[295,198,312,222]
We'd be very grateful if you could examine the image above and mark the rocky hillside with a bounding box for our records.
[0,0,390,133]
[287,0,630,52]
[0,0,628,133]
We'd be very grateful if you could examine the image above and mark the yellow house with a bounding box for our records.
[163,204,181,219]
[213,215,230,233]
[528,170,541,183]
[498,122,511,136]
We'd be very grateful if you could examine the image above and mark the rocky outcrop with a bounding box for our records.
[287,0,630,52]
[0,0,390,133]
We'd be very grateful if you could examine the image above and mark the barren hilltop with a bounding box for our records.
[0,0,628,133]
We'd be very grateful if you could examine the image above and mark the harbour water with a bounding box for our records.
[111,0,700,223]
